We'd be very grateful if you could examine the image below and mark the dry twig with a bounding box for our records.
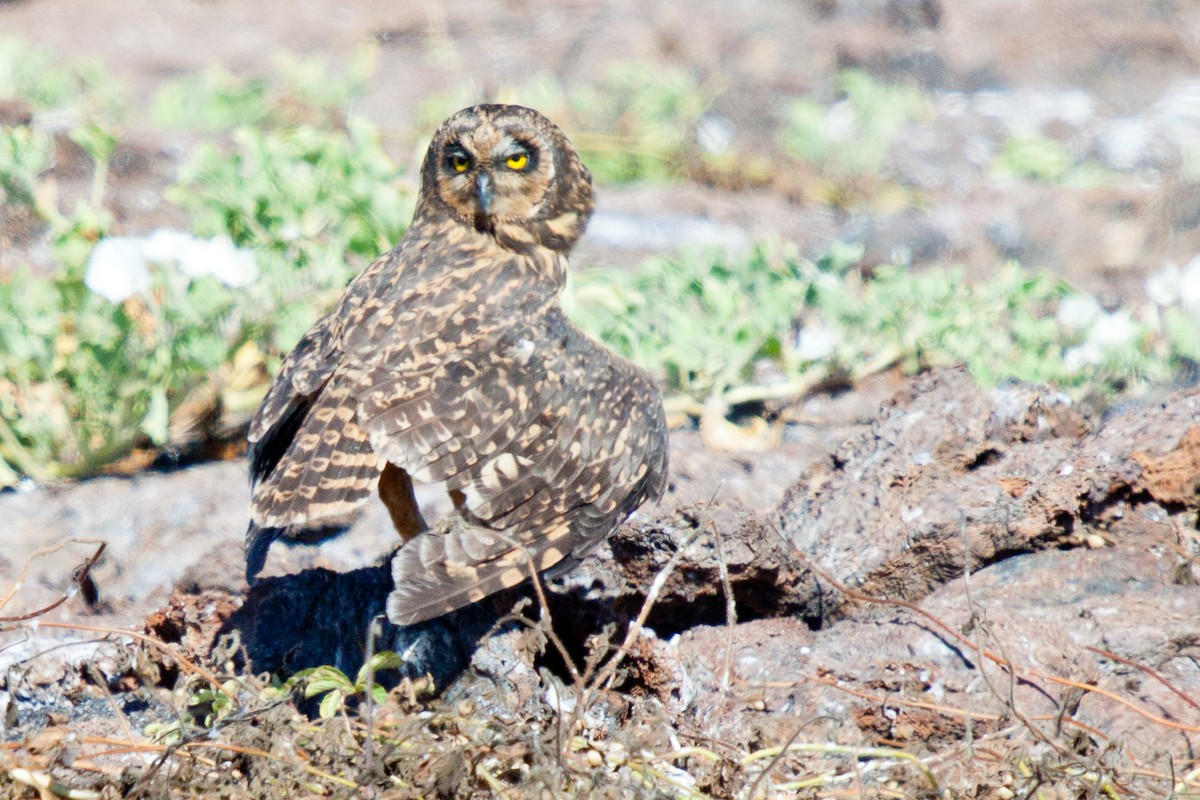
[0,541,106,624]
[782,541,1200,736]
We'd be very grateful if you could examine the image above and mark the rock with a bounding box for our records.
[776,367,1199,623]
[559,505,812,636]
[655,544,1200,768]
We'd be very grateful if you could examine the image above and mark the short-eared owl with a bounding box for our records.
[245,104,668,625]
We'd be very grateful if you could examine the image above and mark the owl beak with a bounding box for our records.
[476,174,494,215]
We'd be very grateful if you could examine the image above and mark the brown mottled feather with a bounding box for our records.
[245,105,668,623]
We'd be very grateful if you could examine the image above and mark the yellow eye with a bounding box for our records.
[506,152,529,170]
[450,153,470,173]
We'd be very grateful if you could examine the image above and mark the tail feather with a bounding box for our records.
[386,513,576,625]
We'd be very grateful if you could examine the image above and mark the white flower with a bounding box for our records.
[142,228,197,264]
[177,235,258,288]
[84,229,259,301]
[1055,293,1101,334]
[1087,309,1138,351]
[795,323,839,361]
[1145,261,1181,307]
[1063,308,1139,373]
[1181,255,1200,317]
[1063,342,1103,372]
[84,237,152,303]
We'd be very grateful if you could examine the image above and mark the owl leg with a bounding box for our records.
[379,462,428,541]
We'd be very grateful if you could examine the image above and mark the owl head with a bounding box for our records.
[418,104,595,253]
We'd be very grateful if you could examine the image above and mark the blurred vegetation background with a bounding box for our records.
[1,8,1199,486]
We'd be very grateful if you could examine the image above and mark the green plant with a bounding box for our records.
[0,256,242,483]
[0,113,413,485]
[0,116,116,267]
[569,246,808,406]
[782,69,929,178]
[570,244,1186,421]
[169,117,411,354]
[187,680,242,729]
[290,651,406,719]
[992,132,1074,183]
[152,45,377,131]
[152,68,274,131]
[0,124,55,211]
[0,37,122,115]
[991,130,1115,187]
[0,38,121,270]
[172,119,407,265]
[0,50,136,484]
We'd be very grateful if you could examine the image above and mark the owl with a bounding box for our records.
[245,104,669,625]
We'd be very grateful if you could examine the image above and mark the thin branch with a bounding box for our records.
[0,539,106,619]
[32,621,237,705]
[84,654,138,754]
[482,527,583,689]
[743,723,804,800]
[522,555,583,687]
[1085,645,1200,713]
[781,539,1200,736]
[584,524,698,702]
[708,509,738,694]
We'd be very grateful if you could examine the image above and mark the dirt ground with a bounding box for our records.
[3,0,1200,797]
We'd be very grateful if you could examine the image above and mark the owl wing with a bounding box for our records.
[347,307,667,625]
[244,242,525,573]
[244,252,401,578]
[248,249,396,460]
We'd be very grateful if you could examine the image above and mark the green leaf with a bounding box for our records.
[302,665,354,698]
[782,69,928,177]
[140,387,169,445]
[318,689,345,719]
[69,122,118,165]
[1164,307,1200,361]
[355,650,405,688]
[0,449,16,486]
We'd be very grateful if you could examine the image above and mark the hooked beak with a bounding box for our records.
[476,173,494,215]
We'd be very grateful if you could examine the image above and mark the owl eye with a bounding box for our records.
[505,152,529,171]
[447,150,471,173]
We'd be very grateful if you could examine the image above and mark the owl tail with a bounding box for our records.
[387,514,571,625]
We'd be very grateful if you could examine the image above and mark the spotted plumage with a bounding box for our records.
[246,104,668,625]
